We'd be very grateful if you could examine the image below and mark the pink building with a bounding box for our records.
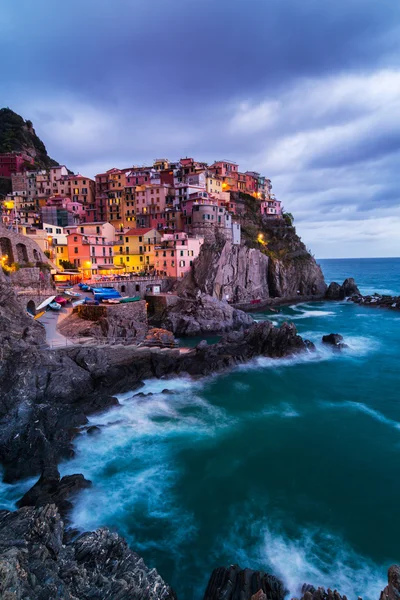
[208,160,239,178]
[0,152,34,177]
[260,198,282,217]
[45,196,86,220]
[67,231,115,279]
[154,232,204,278]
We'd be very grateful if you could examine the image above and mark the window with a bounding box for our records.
[73,236,78,242]
[180,250,184,256]
[74,247,78,254]
[126,247,129,253]
[140,256,143,262]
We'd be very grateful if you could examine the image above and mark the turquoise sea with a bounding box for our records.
[2,258,400,599]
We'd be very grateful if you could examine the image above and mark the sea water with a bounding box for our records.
[4,258,400,599]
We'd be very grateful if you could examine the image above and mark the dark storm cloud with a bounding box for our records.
[1,0,400,256]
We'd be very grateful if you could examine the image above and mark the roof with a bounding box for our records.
[125,227,156,236]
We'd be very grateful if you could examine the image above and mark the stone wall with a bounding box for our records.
[0,224,52,267]
[146,293,179,321]
[10,267,53,289]
[59,300,148,342]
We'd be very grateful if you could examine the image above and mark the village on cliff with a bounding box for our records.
[0,153,282,282]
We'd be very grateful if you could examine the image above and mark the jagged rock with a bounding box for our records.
[325,282,345,300]
[348,293,400,311]
[0,504,175,600]
[342,278,360,297]
[325,279,360,300]
[17,469,91,520]
[203,565,287,600]
[160,293,254,335]
[322,333,348,349]
[298,585,348,600]
[379,564,400,600]
[87,425,101,435]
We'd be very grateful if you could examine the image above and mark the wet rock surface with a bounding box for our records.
[325,278,360,300]
[349,293,400,310]
[17,469,91,521]
[203,565,287,600]
[322,333,348,350]
[0,504,176,600]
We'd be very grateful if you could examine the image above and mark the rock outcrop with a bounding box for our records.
[160,293,254,335]
[322,333,348,350]
[0,504,175,600]
[204,564,400,600]
[349,293,400,311]
[203,565,287,600]
[267,255,327,298]
[178,238,326,305]
[58,301,148,342]
[181,242,270,302]
[17,469,92,521]
[325,278,360,300]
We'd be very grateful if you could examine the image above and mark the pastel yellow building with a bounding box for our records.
[206,175,222,195]
[113,227,162,272]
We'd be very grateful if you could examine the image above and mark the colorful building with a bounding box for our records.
[113,227,162,272]
[0,152,34,177]
[67,231,115,279]
[43,222,69,269]
[154,232,204,277]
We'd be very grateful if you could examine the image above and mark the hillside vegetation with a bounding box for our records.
[0,108,59,169]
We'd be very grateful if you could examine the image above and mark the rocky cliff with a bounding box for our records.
[178,212,326,304]
[0,108,59,169]
[0,504,175,600]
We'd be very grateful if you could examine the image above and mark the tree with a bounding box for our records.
[60,259,77,270]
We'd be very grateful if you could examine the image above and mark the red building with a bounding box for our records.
[0,152,34,177]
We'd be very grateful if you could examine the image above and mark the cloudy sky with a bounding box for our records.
[2,0,400,257]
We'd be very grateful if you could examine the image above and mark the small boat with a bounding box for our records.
[119,296,141,304]
[54,296,68,306]
[49,302,62,311]
[102,298,121,304]
[83,297,99,306]
[34,310,46,320]
[36,296,56,311]
[80,284,92,292]
[64,290,81,298]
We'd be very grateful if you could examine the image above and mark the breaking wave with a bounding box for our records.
[220,514,386,600]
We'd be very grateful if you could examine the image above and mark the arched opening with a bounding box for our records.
[26,300,36,316]
[33,249,39,261]
[16,243,29,263]
[135,284,140,292]
[121,285,126,293]
[0,238,14,265]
